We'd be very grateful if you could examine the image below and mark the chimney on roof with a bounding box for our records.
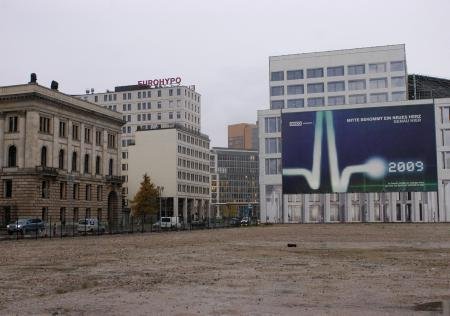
[50,80,59,90]
[29,73,37,84]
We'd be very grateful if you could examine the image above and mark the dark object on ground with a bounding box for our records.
[414,301,442,312]
[287,243,297,247]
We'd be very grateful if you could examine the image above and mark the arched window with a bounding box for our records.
[41,146,47,167]
[84,154,90,174]
[72,152,77,172]
[58,149,64,169]
[108,158,113,176]
[8,145,17,167]
[95,156,101,175]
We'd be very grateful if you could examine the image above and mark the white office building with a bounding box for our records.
[127,126,211,223]
[258,44,449,223]
[78,82,201,210]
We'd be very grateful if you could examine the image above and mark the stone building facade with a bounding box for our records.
[0,81,123,228]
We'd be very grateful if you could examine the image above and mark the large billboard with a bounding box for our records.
[282,104,437,194]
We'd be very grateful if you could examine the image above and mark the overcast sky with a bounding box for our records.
[1,0,450,146]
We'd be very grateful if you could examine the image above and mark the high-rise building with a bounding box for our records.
[257,44,436,223]
[228,123,258,150]
[0,78,123,228]
[78,81,201,211]
[210,147,259,219]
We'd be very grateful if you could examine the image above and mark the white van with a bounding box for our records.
[160,217,181,229]
[77,218,105,233]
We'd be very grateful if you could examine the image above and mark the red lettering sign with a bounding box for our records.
[137,77,182,87]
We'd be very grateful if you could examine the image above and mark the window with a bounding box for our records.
[391,61,405,72]
[137,91,141,99]
[307,68,323,78]
[41,180,50,198]
[122,163,127,171]
[123,104,126,111]
[287,69,303,80]
[307,83,324,93]
[264,117,281,133]
[72,124,80,140]
[348,79,366,91]
[270,86,284,96]
[95,131,102,146]
[108,159,113,176]
[40,146,47,167]
[271,100,284,109]
[369,78,387,89]
[85,184,92,201]
[177,88,181,96]
[391,76,405,87]
[157,113,161,120]
[97,185,103,201]
[157,101,162,109]
[392,91,406,101]
[107,133,116,148]
[39,116,50,133]
[84,127,91,143]
[72,152,77,172]
[265,158,282,174]
[84,154,90,173]
[307,97,325,107]
[348,64,365,75]
[265,138,281,154]
[73,183,80,200]
[328,81,345,92]
[349,94,367,104]
[58,149,64,169]
[370,93,388,103]
[60,182,67,200]
[127,93,131,99]
[177,112,181,119]
[287,99,304,108]
[95,156,101,175]
[287,84,304,95]
[4,180,12,198]
[270,71,284,81]
[59,121,66,138]
[328,96,345,105]
[104,95,107,102]
[169,112,173,119]
[8,116,18,133]
[8,145,16,167]
[127,104,131,111]
[94,96,98,102]
[369,63,386,73]
[327,66,344,77]
[127,115,131,122]
[158,90,162,97]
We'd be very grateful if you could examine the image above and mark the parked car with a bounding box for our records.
[152,221,161,229]
[7,218,45,235]
[77,218,105,234]
[229,217,241,227]
[160,217,182,229]
[240,217,250,226]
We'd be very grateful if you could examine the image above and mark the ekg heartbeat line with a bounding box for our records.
[283,111,386,192]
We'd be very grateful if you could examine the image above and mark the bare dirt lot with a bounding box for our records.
[1,224,450,315]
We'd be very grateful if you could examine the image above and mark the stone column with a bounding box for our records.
[303,194,310,223]
[367,193,375,222]
[324,194,331,223]
[52,117,59,168]
[183,198,187,224]
[173,197,179,217]
[0,114,5,167]
[24,111,39,168]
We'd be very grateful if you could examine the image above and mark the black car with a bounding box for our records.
[229,217,241,227]
[7,218,45,235]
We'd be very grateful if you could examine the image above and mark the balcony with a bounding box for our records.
[105,175,123,184]
[36,166,58,177]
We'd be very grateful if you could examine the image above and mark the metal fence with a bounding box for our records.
[0,216,260,241]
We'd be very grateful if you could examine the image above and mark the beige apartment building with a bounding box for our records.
[0,78,123,227]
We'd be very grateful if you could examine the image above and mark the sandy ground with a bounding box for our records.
[1,224,450,315]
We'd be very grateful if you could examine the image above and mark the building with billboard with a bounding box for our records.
[127,125,211,223]
[0,77,123,228]
[228,123,258,150]
[258,44,449,223]
[77,79,201,211]
[210,147,259,219]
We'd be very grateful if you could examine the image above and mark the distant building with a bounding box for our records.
[210,147,259,219]
[228,123,258,150]
[0,78,123,228]
[77,81,201,211]
[127,125,211,223]
[408,74,450,100]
